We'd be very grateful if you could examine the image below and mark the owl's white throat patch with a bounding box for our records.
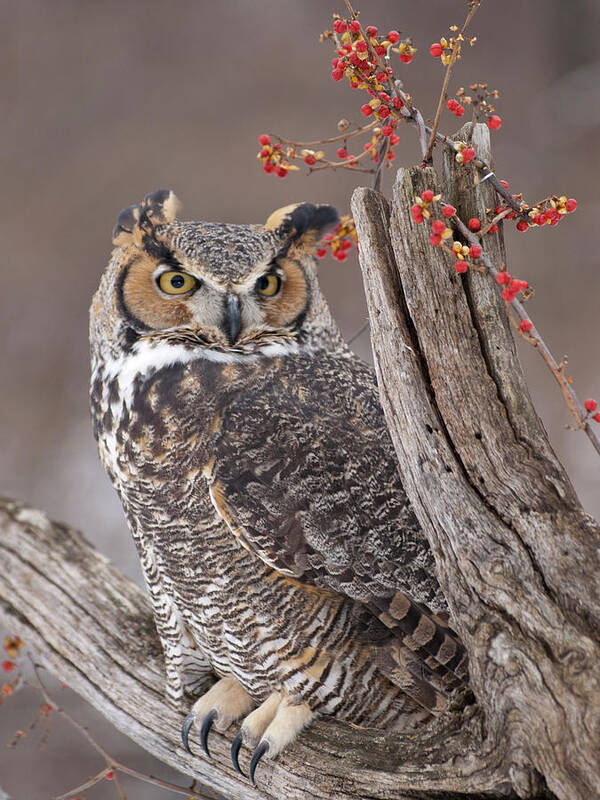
[94,338,305,408]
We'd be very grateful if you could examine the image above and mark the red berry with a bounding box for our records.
[593,412,600,423]
[275,165,288,178]
[376,71,388,82]
[349,20,361,33]
[488,115,502,130]
[316,248,327,258]
[468,218,481,232]
[469,244,482,258]
[399,53,413,63]
[519,319,533,332]
[430,42,443,57]
[422,190,434,203]
[378,105,390,119]
[389,133,400,145]
[365,25,378,36]
[105,771,114,780]
[455,261,468,274]
[442,205,456,218]
[455,105,465,117]
[510,279,528,292]
[387,150,396,160]
[263,162,274,174]
[488,224,499,233]
[331,68,344,81]
[258,134,270,146]
[336,146,348,159]
[500,179,509,190]
[355,40,368,53]
[495,271,511,285]
[429,233,442,246]
[381,124,393,137]
[304,154,316,166]
[360,104,373,117]
[501,289,516,302]
[516,220,529,232]
[374,44,386,56]
[462,147,475,163]
[1,660,14,673]
[387,30,400,44]
[565,198,578,212]
[410,205,424,223]
[584,398,598,412]
[392,97,403,109]
[333,20,347,34]
[333,249,348,261]
[446,99,458,111]
[431,219,446,235]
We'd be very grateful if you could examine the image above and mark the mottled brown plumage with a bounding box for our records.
[89,190,467,778]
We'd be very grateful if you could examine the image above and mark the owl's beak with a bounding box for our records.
[223,294,241,346]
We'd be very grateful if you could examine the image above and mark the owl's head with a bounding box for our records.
[90,190,341,361]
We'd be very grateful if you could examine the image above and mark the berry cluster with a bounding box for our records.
[410,190,535,303]
[455,83,502,130]
[583,398,600,423]
[525,196,578,228]
[429,27,475,66]
[256,134,300,178]
[316,215,358,262]
[495,270,528,302]
[1,635,24,703]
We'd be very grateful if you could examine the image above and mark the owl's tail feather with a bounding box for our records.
[367,591,469,688]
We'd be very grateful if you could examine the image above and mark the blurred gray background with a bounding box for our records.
[1,1,599,797]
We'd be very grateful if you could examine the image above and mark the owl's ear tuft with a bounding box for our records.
[265,202,340,253]
[112,189,181,246]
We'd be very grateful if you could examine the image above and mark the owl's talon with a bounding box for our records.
[249,740,270,784]
[200,709,218,757]
[230,731,245,776]
[181,712,196,755]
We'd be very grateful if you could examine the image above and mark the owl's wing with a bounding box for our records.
[207,350,467,693]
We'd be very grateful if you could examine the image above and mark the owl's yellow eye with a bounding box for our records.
[256,274,282,297]
[157,271,197,295]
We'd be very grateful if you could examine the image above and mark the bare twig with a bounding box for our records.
[424,3,481,163]
[372,135,389,191]
[272,120,378,148]
[28,665,214,800]
[346,319,370,345]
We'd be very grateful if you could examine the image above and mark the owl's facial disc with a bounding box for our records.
[120,252,308,349]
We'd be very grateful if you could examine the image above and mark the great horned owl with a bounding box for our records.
[90,189,467,781]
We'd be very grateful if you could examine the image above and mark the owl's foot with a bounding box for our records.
[181,675,254,758]
[230,692,313,783]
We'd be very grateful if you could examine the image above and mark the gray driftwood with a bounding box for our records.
[0,125,598,800]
